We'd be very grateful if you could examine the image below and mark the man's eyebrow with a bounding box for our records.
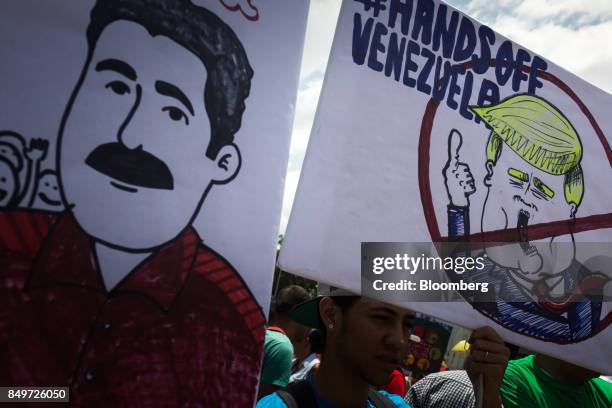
[370,307,416,323]
[370,306,399,317]
[533,177,555,198]
[508,167,529,182]
[95,59,137,81]
[155,80,194,116]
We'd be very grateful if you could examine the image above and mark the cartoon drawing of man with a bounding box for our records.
[0,0,265,405]
[443,94,609,343]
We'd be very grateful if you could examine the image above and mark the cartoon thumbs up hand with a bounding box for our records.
[442,129,476,207]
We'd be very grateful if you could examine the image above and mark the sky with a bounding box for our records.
[280,0,612,232]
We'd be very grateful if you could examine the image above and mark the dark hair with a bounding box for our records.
[86,0,252,159]
[272,285,311,317]
[308,329,324,354]
[320,295,360,351]
[330,295,360,311]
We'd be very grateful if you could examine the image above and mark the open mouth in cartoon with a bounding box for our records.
[85,142,174,192]
[517,209,532,251]
[38,192,62,207]
[0,189,7,202]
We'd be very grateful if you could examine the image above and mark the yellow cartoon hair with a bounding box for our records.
[475,94,584,206]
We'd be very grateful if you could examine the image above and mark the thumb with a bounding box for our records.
[447,129,463,165]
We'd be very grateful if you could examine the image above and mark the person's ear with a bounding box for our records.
[484,160,495,187]
[212,143,241,184]
[319,297,337,331]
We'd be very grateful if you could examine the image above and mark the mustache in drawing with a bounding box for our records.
[85,142,174,190]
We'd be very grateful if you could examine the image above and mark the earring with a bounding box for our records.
[328,323,334,329]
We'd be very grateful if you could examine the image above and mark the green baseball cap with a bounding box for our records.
[290,284,356,329]
[290,296,325,329]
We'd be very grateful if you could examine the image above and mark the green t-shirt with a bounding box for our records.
[500,355,612,408]
[260,329,294,387]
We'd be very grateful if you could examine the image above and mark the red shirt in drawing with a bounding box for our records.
[0,210,265,406]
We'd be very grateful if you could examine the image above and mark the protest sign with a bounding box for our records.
[280,0,611,373]
[0,0,308,404]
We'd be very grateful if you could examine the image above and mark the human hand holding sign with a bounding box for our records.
[465,326,510,408]
[443,129,476,207]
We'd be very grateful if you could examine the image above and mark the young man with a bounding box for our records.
[500,353,612,408]
[258,295,509,408]
[0,1,264,405]
[259,285,312,399]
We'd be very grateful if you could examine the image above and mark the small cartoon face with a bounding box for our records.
[35,170,62,208]
[0,142,23,172]
[0,159,18,207]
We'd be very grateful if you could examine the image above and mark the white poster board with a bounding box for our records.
[280,0,611,373]
[0,0,308,405]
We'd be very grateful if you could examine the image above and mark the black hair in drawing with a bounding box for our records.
[86,0,253,159]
